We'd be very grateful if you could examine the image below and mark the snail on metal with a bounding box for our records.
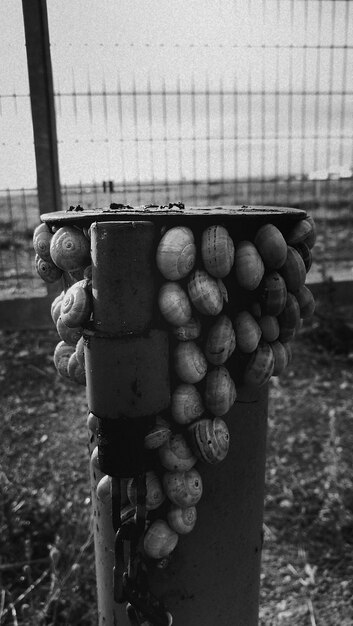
[34,208,316,568]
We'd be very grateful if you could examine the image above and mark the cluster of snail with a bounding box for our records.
[127,217,315,561]
[33,212,316,564]
[33,222,93,384]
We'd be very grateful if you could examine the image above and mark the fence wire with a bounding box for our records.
[1,0,353,298]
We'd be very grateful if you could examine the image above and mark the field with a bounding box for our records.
[1,297,353,624]
[1,178,353,624]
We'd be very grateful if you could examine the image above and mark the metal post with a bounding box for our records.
[22,0,61,215]
[41,205,308,626]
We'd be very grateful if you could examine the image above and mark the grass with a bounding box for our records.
[1,296,353,624]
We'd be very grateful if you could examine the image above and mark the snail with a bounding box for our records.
[53,341,75,379]
[279,246,306,293]
[158,282,192,327]
[51,291,65,325]
[234,311,262,354]
[187,269,223,316]
[67,351,86,386]
[204,366,236,417]
[204,314,236,365]
[87,411,98,434]
[144,416,172,450]
[201,224,235,278]
[56,315,83,346]
[163,467,203,507]
[127,471,165,511]
[270,340,289,376]
[167,505,197,535]
[50,225,91,272]
[60,279,91,328]
[188,417,230,464]
[33,222,53,261]
[35,254,63,283]
[278,293,301,342]
[158,433,197,471]
[258,315,280,343]
[156,226,196,280]
[172,316,202,342]
[143,519,179,560]
[254,223,288,269]
[257,271,287,316]
[96,475,111,503]
[174,341,207,384]
[234,241,264,291]
[286,216,316,249]
[293,242,312,272]
[75,335,85,369]
[243,341,274,387]
[295,284,315,319]
[171,383,204,425]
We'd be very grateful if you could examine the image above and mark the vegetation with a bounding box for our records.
[1,297,353,624]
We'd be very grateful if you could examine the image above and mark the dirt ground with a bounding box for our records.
[1,301,353,624]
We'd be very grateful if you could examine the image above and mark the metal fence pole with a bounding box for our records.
[22,0,61,215]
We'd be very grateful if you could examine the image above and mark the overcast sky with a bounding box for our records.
[1,0,352,188]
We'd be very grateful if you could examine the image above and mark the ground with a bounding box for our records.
[1,302,353,625]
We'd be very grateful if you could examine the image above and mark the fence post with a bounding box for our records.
[40,204,309,626]
[22,0,61,215]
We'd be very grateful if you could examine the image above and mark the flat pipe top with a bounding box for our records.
[41,204,306,226]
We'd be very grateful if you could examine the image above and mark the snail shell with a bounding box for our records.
[171,383,204,425]
[53,341,75,378]
[50,225,91,272]
[158,282,192,327]
[143,519,179,560]
[286,217,316,249]
[254,223,288,269]
[156,226,196,280]
[174,341,207,384]
[35,254,63,283]
[144,417,171,450]
[204,366,237,417]
[56,315,83,346]
[235,311,262,354]
[279,246,306,293]
[167,505,197,535]
[87,411,98,434]
[258,271,287,316]
[204,314,236,365]
[127,471,165,511]
[159,433,197,471]
[295,285,315,319]
[258,315,280,343]
[75,335,85,369]
[61,280,91,328]
[67,351,86,386]
[188,417,230,464]
[278,293,301,342]
[96,475,111,503]
[163,468,203,507]
[270,340,289,376]
[187,269,223,316]
[293,242,312,272]
[235,241,265,291]
[243,341,274,387]
[201,225,235,278]
[172,317,202,342]
[51,291,65,325]
[33,223,53,261]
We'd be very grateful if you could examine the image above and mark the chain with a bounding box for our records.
[111,474,173,626]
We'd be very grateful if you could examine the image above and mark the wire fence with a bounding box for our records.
[1,0,353,299]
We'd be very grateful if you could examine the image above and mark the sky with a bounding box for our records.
[1,0,352,189]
